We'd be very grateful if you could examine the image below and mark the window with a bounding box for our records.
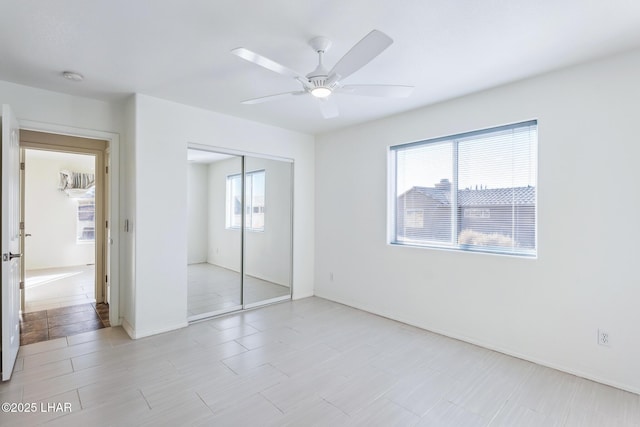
[226,170,265,231]
[76,199,95,243]
[390,120,537,256]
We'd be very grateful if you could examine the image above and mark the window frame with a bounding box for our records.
[388,120,538,258]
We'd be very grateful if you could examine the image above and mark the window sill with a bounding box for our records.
[389,241,537,259]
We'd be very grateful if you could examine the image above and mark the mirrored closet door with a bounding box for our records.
[186,148,292,321]
[187,150,242,319]
[243,156,292,308]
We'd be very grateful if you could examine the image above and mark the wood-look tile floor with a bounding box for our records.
[19,303,110,345]
[2,297,639,426]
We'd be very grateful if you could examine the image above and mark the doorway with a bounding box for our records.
[186,147,293,321]
[19,131,110,344]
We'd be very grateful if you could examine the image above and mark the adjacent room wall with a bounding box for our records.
[315,48,640,393]
[132,94,314,338]
[24,150,95,269]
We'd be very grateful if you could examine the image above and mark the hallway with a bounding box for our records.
[20,303,110,345]
[21,265,108,345]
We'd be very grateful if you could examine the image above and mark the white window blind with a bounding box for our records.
[390,120,537,256]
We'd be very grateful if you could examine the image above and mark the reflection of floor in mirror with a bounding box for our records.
[187,263,290,316]
[25,265,96,313]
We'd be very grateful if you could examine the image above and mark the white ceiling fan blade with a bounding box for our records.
[231,47,307,82]
[318,97,339,119]
[338,85,414,98]
[241,91,306,105]
[329,30,393,81]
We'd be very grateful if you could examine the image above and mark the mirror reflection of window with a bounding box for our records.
[226,170,265,231]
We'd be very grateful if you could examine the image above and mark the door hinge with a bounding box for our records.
[105,275,108,283]
[106,166,109,174]
[20,281,25,290]
[19,221,24,230]
[106,220,109,228]
[20,162,25,171]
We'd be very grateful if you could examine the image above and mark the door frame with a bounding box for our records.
[21,132,106,307]
[19,120,120,325]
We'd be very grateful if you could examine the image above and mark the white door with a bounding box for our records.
[1,104,21,381]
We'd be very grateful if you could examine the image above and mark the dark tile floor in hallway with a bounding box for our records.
[19,303,110,345]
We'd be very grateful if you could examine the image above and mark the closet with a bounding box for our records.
[186,148,292,320]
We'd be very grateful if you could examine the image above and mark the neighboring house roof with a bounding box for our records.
[404,186,535,206]
[458,186,535,206]
[412,187,452,205]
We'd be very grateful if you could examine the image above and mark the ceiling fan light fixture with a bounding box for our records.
[311,86,332,98]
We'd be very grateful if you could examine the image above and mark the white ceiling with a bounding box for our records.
[2,0,640,135]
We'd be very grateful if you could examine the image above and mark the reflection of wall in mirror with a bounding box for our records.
[206,157,242,273]
[187,163,208,264]
[244,157,292,288]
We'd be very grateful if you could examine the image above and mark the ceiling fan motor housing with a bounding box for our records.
[308,74,336,89]
[306,36,336,92]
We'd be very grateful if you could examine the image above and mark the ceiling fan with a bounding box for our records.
[231,30,414,118]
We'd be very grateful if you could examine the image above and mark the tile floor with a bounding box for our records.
[1,297,639,426]
[188,263,290,316]
[20,303,110,345]
[25,265,96,313]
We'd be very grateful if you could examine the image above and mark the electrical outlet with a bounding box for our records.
[598,329,610,347]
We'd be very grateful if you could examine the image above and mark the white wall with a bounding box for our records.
[315,49,640,393]
[131,94,314,338]
[24,150,95,269]
[0,80,122,132]
[121,95,136,331]
[187,162,208,264]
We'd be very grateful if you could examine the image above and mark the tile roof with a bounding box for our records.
[412,187,451,204]
[408,186,535,206]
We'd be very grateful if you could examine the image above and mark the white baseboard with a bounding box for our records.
[120,319,188,340]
